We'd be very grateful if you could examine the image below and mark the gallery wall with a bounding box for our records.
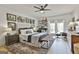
[0,7,37,28]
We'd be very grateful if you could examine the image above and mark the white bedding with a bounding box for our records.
[31,32,48,43]
[19,32,38,41]
[19,32,48,47]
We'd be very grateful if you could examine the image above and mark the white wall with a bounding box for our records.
[74,9,79,20]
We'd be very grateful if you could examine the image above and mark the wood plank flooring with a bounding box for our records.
[47,38,72,54]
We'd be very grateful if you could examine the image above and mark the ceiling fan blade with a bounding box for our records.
[35,10,40,12]
[44,4,48,8]
[43,9,51,11]
[33,6,40,9]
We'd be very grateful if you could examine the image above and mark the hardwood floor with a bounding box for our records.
[47,38,72,54]
[0,46,12,54]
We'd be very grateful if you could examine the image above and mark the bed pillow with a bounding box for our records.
[26,31,32,34]
[26,29,33,34]
[20,30,26,34]
[20,29,33,34]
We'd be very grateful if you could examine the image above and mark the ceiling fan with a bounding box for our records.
[33,4,51,13]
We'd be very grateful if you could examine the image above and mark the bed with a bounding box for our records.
[19,28,48,47]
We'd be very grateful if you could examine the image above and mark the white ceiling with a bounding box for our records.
[0,4,79,19]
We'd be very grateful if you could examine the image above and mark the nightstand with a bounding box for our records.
[5,34,19,46]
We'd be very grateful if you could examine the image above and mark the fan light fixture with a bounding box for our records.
[40,11,44,13]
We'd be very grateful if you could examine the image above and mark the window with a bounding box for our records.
[49,22,64,33]
[57,23,64,33]
[50,23,55,33]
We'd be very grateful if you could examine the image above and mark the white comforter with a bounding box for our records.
[19,32,48,47]
[19,32,38,41]
[31,32,48,43]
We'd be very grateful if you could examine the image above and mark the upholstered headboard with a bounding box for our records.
[18,28,33,34]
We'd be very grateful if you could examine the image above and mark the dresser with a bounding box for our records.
[5,34,19,46]
[71,34,79,53]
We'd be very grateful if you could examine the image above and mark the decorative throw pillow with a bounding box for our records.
[26,31,32,34]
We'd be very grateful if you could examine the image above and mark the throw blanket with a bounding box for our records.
[31,32,48,44]
[27,32,39,42]
[27,33,48,43]
[27,35,32,42]
[39,34,48,42]
[20,32,48,44]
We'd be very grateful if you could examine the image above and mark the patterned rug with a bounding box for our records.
[6,43,48,54]
[5,34,55,54]
[5,38,54,54]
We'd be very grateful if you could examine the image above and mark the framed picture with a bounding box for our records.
[33,20,35,24]
[30,19,32,24]
[22,17,26,23]
[16,16,23,22]
[8,22,16,30]
[25,17,28,23]
[7,13,16,21]
[16,16,26,23]
[26,18,30,23]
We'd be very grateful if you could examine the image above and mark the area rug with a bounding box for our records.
[6,43,48,54]
[5,38,55,54]
[5,34,55,54]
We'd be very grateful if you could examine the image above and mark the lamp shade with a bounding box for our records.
[5,28,12,32]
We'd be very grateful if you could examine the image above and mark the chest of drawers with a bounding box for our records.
[71,35,79,53]
[5,34,19,46]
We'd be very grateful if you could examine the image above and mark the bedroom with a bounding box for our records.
[0,4,79,54]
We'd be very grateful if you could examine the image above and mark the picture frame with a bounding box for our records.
[16,16,23,22]
[7,13,16,21]
[30,19,32,24]
[22,17,26,23]
[33,20,35,24]
[27,18,30,23]
[8,22,16,30]
[16,16,26,23]
[25,17,28,23]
